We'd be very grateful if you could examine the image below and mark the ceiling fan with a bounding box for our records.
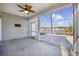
[17,4,35,14]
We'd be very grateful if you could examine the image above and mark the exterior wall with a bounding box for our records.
[2,13,28,41]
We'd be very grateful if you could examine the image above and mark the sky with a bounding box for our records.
[39,5,73,27]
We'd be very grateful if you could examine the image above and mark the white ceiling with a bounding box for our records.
[0,3,69,18]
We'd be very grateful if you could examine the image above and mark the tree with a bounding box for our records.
[65,26,73,36]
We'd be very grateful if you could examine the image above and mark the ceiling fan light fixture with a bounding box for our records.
[24,11,28,14]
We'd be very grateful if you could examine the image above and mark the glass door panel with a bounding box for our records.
[31,22,36,36]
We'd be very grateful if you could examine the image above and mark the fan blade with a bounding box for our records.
[29,10,35,13]
[19,10,24,12]
[25,5,28,7]
[17,5,25,10]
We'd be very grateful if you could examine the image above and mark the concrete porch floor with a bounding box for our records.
[0,35,72,56]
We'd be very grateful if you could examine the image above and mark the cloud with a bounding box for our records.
[56,14,64,20]
[52,14,65,27]
[69,14,73,19]
[52,14,64,21]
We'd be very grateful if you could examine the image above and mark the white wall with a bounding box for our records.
[2,13,28,41]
